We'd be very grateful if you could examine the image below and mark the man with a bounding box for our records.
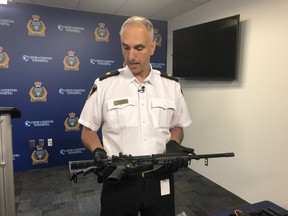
[79,16,192,216]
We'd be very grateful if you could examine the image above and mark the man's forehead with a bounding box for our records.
[121,41,146,47]
[122,24,150,37]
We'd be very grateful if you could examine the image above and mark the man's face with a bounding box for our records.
[121,24,156,77]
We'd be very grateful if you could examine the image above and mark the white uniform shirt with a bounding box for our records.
[79,66,192,157]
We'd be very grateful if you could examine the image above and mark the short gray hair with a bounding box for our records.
[119,16,154,42]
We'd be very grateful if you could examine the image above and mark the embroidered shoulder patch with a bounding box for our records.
[87,84,97,100]
[87,70,120,100]
[160,72,179,82]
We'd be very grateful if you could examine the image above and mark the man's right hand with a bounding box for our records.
[92,147,107,162]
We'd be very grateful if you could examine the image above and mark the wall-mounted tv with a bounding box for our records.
[172,14,240,81]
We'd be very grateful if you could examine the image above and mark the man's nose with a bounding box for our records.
[128,49,137,59]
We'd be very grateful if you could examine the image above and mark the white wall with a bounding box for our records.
[168,0,288,209]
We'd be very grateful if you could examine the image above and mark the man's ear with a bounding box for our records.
[150,40,157,56]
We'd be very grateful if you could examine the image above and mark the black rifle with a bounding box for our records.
[69,151,234,184]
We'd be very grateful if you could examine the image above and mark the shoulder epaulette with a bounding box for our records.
[160,72,179,82]
[99,70,120,81]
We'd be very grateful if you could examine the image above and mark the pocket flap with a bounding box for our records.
[151,99,176,110]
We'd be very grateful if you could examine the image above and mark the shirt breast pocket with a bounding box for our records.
[106,97,138,129]
[150,99,176,128]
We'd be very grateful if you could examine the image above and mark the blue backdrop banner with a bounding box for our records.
[0,2,167,172]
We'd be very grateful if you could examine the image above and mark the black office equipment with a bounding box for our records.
[173,14,240,81]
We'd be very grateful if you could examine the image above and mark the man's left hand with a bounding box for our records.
[166,140,194,154]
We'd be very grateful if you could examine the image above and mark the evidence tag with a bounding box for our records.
[160,179,170,196]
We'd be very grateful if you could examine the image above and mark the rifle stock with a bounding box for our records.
[69,152,235,184]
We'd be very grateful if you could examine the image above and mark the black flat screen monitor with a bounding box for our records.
[173,15,240,81]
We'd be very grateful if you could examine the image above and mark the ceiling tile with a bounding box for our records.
[10,0,32,3]
[9,0,211,21]
[150,0,207,20]
[77,0,127,14]
[115,0,176,18]
[29,0,79,9]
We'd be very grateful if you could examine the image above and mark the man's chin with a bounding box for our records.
[128,65,140,73]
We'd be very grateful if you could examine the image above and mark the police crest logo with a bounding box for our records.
[154,29,162,47]
[31,141,49,165]
[27,14,46,37]
[29,81,48,102]
[0,46,9,69]
[64,112,80,132]
[94,22,110,42]
[63,50,80,71]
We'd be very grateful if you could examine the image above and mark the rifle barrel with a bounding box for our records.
[192,152,235,160]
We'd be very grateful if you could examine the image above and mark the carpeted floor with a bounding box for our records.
[14,166,248,216]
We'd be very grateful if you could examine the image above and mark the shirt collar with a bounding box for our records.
[123,65,158,86]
